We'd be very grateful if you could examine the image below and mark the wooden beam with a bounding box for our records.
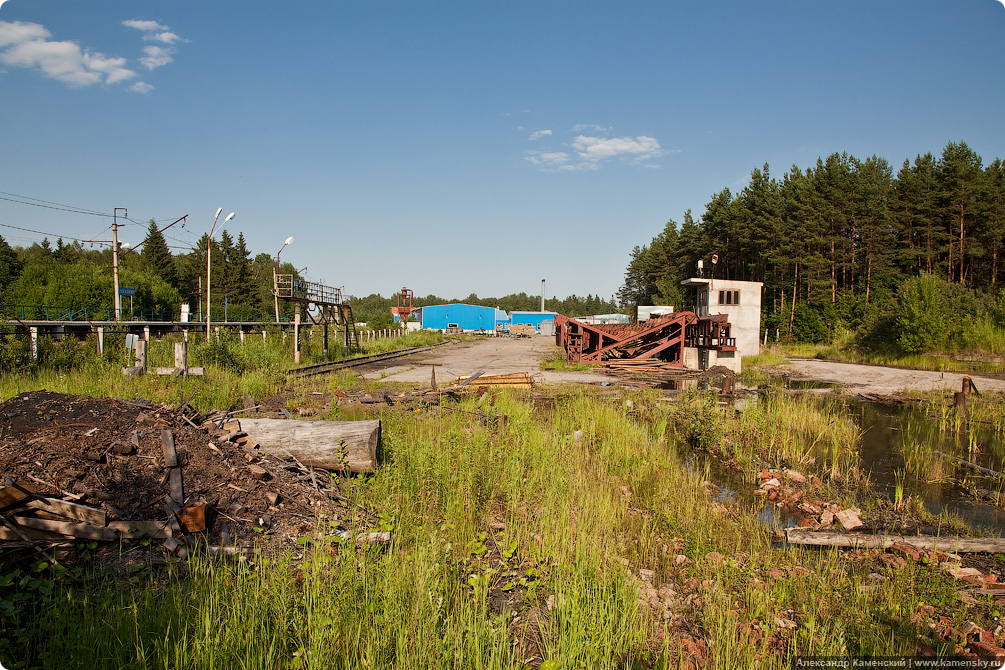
[785,529,1005,553]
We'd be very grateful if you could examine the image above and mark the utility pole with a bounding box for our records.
[113,208,127,321]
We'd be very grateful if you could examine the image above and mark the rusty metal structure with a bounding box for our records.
[390,287,416,323]
[554,312,736,365]
[274,274,360,358]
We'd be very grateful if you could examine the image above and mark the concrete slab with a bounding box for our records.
[361,336,615,385]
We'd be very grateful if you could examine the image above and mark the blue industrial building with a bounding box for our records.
[418,304,508,332]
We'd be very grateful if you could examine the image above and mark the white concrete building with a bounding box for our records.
[680,277,763,373]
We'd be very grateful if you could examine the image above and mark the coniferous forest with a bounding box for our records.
[619,141,1005,353]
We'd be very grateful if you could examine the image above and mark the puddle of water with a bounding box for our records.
[691,395,1005,534]
[855,401,1005,534]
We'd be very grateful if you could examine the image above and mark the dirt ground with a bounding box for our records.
[0,390,346,567]
[771,358,1005,397]
[365,337,1005,397]
[361,336,615,385]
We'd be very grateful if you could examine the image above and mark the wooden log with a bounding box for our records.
[785,529,1005,553]
[934,450,1000,478]
[238,418,380,474]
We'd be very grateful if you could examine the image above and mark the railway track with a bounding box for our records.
[288,344,445,378]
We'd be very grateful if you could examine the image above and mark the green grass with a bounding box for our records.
[1,349,999,668]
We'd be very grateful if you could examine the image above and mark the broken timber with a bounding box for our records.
[453,372,534,388]
[238,418,381,474]
[785,529,1005,553]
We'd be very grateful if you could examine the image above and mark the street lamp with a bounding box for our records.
[274,236,294,323]
[207,208,235,340]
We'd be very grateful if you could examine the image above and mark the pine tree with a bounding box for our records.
[0,234,22,290]
[140,219,177,287]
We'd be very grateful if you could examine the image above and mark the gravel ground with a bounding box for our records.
[770,358,1005,397]
[360,336,616,385]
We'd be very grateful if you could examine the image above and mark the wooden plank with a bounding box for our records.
[25,497,107,526]
[239,418,381,474]
[161,429,178,467]
[107,520,172,539]
[12,518,172,540]
[0,481,37,510]
[785,529,1005,553]
[14,517,119,541]
[168,469,184,505]
[0,523,70,541]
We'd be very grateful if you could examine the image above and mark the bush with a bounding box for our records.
[896,275,946,354]
[791,304,828,344]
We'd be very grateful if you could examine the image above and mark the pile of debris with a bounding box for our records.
[0,390,372,567]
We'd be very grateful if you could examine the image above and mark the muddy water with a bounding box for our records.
[856,401,1005,534]
[700,395,1005,535]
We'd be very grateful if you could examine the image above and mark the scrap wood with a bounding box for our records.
[25,496,107,526]
[453,372,534,388]
[12,517,172,541]
[0,480,38,511]
[0,515,59,564]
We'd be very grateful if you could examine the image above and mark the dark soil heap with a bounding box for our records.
[0,390,352,567]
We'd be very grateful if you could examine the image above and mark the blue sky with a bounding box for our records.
[1,0,1003,303]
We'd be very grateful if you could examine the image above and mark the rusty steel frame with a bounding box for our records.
[274,274,360,352]
[554,312,736,365]
[391,287,416,322]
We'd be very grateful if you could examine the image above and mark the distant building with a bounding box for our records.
[508,310,559,334]
[680,278,763,373]
[574,313,631,325]
[418,304,508,332]
[637,306,674,321]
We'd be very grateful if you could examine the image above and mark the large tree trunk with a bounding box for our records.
[239,418,381,474]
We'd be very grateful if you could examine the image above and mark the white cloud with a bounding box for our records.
[140,45,174,69]
[0,19,185,90]
[0,23,137,87]
[0,20,49,47]
[122,20,168,32]
[144,31,181,44]
[524,128,664,171]
[524,150,570,169]
[572,124,609,133]
[572,135,663,164]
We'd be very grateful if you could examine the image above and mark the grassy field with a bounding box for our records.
[1,340,1003,668]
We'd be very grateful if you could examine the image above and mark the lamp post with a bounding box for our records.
[206,208,235,340]
[274,236,294,323]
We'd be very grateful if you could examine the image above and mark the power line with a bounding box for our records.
[0,190,182,227]
[0,191,107,217]
[0,221,113,245]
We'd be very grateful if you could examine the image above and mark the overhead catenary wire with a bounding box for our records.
[0,189,184,228]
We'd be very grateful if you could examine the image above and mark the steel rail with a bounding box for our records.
[288,343,446,378]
